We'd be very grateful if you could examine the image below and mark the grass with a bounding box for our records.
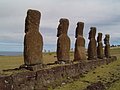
[108,80,120,90]
[54,47,120,90]
[0,56,24,70]
[54,57,120,90]
[0,52,74,70]
[0,47,120,90]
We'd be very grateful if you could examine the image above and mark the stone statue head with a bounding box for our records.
[88,27,96,39]
[25,9,41,33]
[75,22,84,38]
[97,33,102,42]
[57,18,69,37]
[104,34,110,44]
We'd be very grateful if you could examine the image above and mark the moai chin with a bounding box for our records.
[74,22,86,61]
[87,27,97,60]
[56,18,71,63]
[104,34,111,58]
[97,33,104,59]
[24,9,43,65]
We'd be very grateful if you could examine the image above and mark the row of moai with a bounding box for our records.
[23,9,111,67]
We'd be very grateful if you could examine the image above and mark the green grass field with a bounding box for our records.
[54,47,120,90]
[0,56,24,70]
[0,52,74,70]
[0,47,120,90]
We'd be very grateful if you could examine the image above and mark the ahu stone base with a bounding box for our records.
[0,56,117,90]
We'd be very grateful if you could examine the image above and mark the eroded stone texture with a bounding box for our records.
[88,27,97,60]
[74,22,86,61]
[24,9,43,65]
[97,33,104,59]
[56,18,70,63]
[104,34,111,58]
[0,56,117,90]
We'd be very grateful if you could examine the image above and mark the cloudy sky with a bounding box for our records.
[0,0,120,52]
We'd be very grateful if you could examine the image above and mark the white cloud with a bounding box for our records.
[0,0,120,51]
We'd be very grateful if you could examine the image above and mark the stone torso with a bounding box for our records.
[74,22,86,61]
[56,18,70,63]
[74,36,86,60]
[57,34,70,61]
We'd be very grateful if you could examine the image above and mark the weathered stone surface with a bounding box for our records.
[56,18,70,63]
[104,34,111,58]
[24,9,43,65]
[75,22,84,38]
[12,71,36,90]
[86,81,105,90]
[0,56,117,90]
[97,33,104,59]
[0,76,12,90]
[74,22,86,61]
[20,64,47,71]
[88,27,97,60]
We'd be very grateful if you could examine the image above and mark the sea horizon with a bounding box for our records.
[0,51,23,56]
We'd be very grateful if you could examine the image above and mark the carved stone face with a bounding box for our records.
[57,18,69,37]
[75,22,84,38]
[88,27,96,39]
[104,34,110,44]
[97,33,102,42]
[57,20,63,37]
[25,9,41,33]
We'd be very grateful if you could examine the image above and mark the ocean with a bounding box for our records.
[0,52,23,56]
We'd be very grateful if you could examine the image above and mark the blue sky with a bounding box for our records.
[0,0,120,52]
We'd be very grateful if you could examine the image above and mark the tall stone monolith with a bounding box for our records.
[88,27,97,60]
[104,34,111,58]
[56,18,71,63]
[97,33,104,59]
[74,22,86,61]
[24,9,43,65]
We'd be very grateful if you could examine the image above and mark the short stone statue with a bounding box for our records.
[88,27,97,60]
[97,33,104,59]
[74,22,86,61]
[24,9,43,65]
[104,34,111,58]
[56,18,71,63]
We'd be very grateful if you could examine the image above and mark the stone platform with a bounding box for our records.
[0,56,117,90]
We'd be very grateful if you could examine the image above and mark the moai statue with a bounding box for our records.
[88,27,97,60]
[74,22,86,61]
[97,33,104,59]
[24,9,43,65]
[56,18,71,63]
[104,34,111,58]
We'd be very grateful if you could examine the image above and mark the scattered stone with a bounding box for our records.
[94,67,97,68]
[97,76,100,78]
[62,82,66,85]
[101,66,104,68]
[86,81,105,90]
[93,72,96,74]
[80,74,85,78]
[56,18,71,63]
[74,22,87,61]
[108,72,111,74]
[82,80,90,83]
